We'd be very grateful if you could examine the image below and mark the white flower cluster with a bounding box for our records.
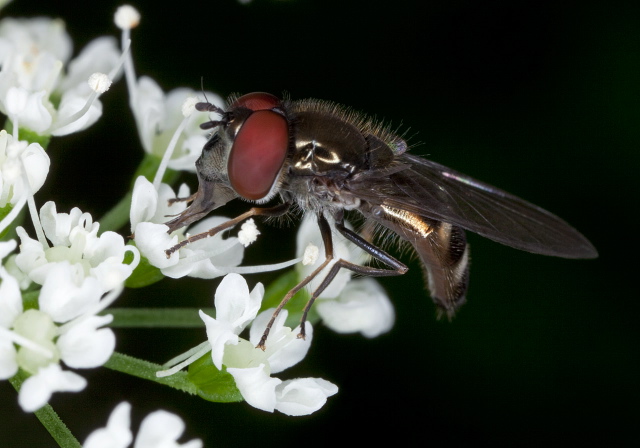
[159,273,338,416]
[0,16,121,136]
[130,176,246,279]
[0,2,398,436]
[1,202,139,412]
[0,8,137,413]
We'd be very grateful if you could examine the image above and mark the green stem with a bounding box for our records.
[104,352,198,394]
[9,372,81,448]
[105,307,215,327]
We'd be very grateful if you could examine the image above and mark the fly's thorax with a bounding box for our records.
[290,111,368,176]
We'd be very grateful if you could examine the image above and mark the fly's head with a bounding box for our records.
[165,92,291,232]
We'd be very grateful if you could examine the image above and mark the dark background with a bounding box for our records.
[1,0,637,446]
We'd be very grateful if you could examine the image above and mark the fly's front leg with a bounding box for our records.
[167,193,197,207]
[164,202,291,258]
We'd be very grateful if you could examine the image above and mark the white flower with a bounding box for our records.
[15,201,140,293]
[0,130,50,207]
[130,176,244,279]
[0,240,21,380]
[83,401,202,448]
[274,377,339,416]
[295,215,395,337]
[316,278,394,338]
[0,202,135,411]
[18,363,87,412]
[129,76,223,171]
[1,255,122,411]
[197,273,338,416]
[199,273,263,369]
[0,17,122,136]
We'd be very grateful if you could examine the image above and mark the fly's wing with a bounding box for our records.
[350,153,597,259]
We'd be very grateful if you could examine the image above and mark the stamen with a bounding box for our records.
[156,341,212,378]
[88,73,112,94]
[0,326,55,359]
[108,38,131,81]
[0,192,26,236]
[161,340,211,368]
[117,6,139,109]
[57,285,124,335]
[152,97,197,190]
[211,257,303,275]
[49,36,131,134]
[20,156,49,249]
[114,5,140,30]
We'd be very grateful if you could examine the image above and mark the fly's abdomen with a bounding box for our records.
[366,204,471,318]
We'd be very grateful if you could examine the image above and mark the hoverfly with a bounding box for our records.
[164,92,598,348]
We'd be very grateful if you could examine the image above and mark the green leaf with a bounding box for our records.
[124,253,165,288]
[261,269,321,328]
[188,353,243,403]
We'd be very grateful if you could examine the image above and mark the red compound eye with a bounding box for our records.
[228,110,288,200]
[231,92,280,111]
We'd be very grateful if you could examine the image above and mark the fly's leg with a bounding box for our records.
[167,193,197,207]
[257,212,408,349]
[256,214,335,350]
[296,215,408,339]
[164,202,291,258]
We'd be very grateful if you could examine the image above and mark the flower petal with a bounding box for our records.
[274,378,338,416]
[316,278,395,338]
[130,176,159,231]
[18,363,86,412]
[199,310,238,371]
[227,364,281,413]
[58,315,115,368]
[82,402,133,448]
[214,273,262,331]
[60,36,121,92]
[38,262,102,323]
[134,409,202,448]
[0,266,23,328]
[133,222,179,270]
[0,334,18,379]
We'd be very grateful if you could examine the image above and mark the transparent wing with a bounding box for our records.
[349,154,597,259]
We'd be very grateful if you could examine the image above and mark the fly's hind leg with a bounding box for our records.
[257,211,408,349]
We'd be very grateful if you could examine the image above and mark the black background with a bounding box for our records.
[1,0,638,446]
